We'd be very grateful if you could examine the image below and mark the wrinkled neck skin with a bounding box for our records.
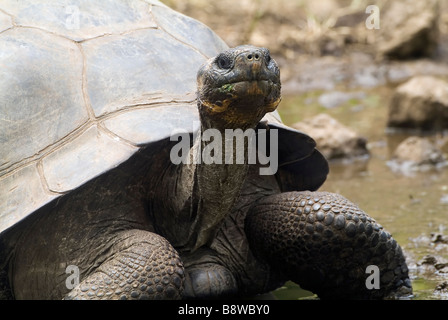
[177,106,257,252]
[189,139,248,251]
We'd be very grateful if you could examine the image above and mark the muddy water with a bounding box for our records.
[272,87,448,300]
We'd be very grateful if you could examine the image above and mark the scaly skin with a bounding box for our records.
[245,191,412,299]
[64,230,184,300]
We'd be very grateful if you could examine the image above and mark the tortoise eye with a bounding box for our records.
[216,54,232,70]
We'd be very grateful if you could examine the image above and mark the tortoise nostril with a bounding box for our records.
[246,52,260,61]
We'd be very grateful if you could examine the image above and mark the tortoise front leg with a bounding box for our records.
[245,191,412,299]
[64,230,184,300]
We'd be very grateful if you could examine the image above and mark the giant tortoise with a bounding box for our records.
[0,0,412,299]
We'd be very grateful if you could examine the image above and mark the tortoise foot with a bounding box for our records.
[246,191,412,299]
[64,230,184,300]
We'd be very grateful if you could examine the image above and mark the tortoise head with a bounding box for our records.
[197,45,281,130]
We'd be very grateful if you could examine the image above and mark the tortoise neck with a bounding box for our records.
[184,127,251,251]
[147,122,254,253]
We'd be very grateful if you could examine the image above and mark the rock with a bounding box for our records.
[387,76,448,131]
[435,282,448,290]
[377,0,440,59]
[387,136,447,173]
[420,254,438,266]
[435,263,448,272]
[292,113,369,161]
[434,281,448,296]
[431,233,448,244]
[416,254,448,274]
[393,137,444,164]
